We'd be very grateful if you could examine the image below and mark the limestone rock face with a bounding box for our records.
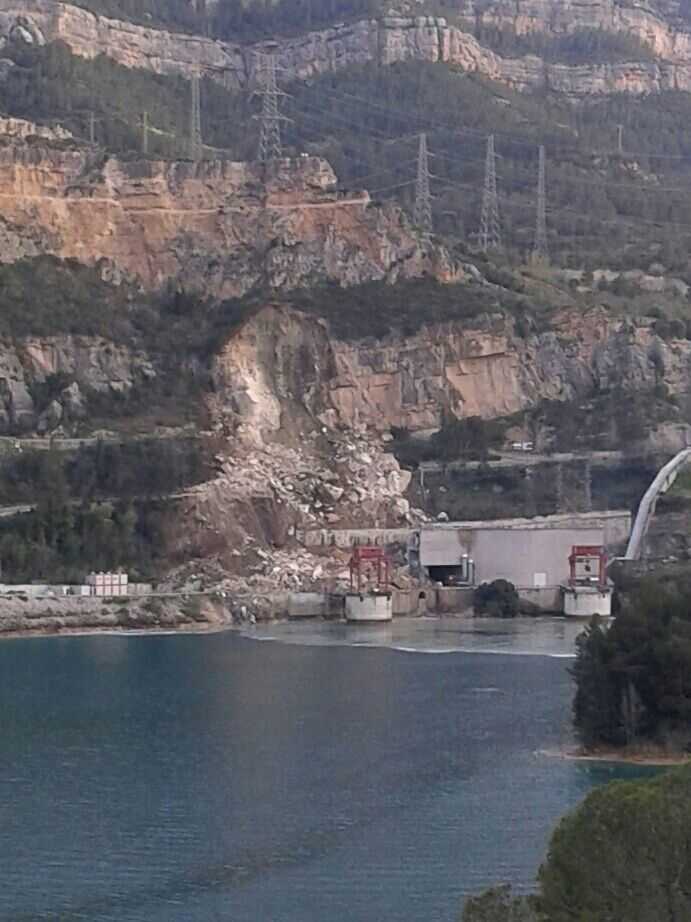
[172,301,691,573]
[3,0,691,98]
[211,304,691,436]
[0,143,439,297]
[0,335,155,432]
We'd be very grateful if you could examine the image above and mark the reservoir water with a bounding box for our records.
[0,618,648,921]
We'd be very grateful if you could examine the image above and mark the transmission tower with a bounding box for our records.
[533,144,548,261]
[479,134,501,252]
[414,132,433,236]
[189,73,203,162]
[255,52,285,162]
[142,110,149,155]
[583,459,593,513]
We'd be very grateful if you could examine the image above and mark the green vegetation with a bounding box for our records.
[537,764,691,921]
[473,579,520,618]
[7,33,691,268]
[0,256,135,340]
[0,440,209,505]
[0,451,174,582]
[0,441,209,581]
[392,413,505,467]
[572,578,691,750]
[1,39,244,159]
[463,886,537,921]
[464,764,691,921]
[286,278,528,340]
[471,25,655,64]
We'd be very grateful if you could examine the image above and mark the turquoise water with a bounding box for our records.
[0,618,650,921]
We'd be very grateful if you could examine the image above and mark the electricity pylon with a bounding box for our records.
[479,134,501,252]
[189,73,203,162]
[533,144,548,261]
[255,52,285,161]
[414,132,432,236]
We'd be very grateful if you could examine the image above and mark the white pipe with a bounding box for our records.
[625,448,691,560]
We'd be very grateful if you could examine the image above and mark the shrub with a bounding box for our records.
[473,579,520,618]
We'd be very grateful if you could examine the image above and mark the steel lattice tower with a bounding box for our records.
[479,134,501,252]
[189,73,203,162]
[533,144,548,261]
[255,52,284,161]
[583,459,593,513]
[414,132,432,236]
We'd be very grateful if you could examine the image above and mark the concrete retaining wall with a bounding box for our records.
[517,586,562,613]
[288,592,327,619]
[299,527,413,549]
[345,593,393,622]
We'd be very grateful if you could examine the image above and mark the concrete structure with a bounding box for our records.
[300,527,412,549]
[87,571,128,598]
[419,511,631,592]
[345,592,393,622]
[563,544,612,618]
[626,448,691,560]
[288,592,326,619]
[563,585,612,617]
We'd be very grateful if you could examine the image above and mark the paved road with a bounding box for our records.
[418,450,625,475]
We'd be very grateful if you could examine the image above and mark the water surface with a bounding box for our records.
[0,618,645,921]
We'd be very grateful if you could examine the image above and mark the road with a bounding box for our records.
[418,450,625,475]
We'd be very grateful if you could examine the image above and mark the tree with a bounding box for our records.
[537,765,691,922]
[473,579,520,618]
[570,577,691,751]
[571,616,624,747]
[462,886,539,921]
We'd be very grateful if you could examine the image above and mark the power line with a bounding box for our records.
[479,134,501,252]
[414,132,433,236]
[189,73,203,162]
[534,144,548,261]
[255,52,287,162]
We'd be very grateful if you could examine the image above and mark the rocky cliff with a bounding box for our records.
[210,302,691,437]
[0,142,441,297]
[171,300,691,578]
[4,0,691,98]
[0,334,155,432]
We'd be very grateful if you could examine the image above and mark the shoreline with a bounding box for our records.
[541,745,691,767]
[0,621,238,642]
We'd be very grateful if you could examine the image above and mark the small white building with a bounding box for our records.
[87,572,129,598]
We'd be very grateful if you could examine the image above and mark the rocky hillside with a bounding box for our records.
[166,295,691,573]
[0,133,442,298]
[6,0,691,98]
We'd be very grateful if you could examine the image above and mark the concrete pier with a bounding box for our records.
[563,586,612,618]
[345,592,393,623]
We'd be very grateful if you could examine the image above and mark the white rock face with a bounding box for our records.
[2,0,691,97]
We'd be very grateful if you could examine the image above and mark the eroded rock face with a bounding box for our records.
[0,335,155,432]
[0,144,440,296]
[211,303,691,436]
[174,300,691,572]
[3,0,691,98]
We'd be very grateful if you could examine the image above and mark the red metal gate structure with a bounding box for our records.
[349,546,390,594]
